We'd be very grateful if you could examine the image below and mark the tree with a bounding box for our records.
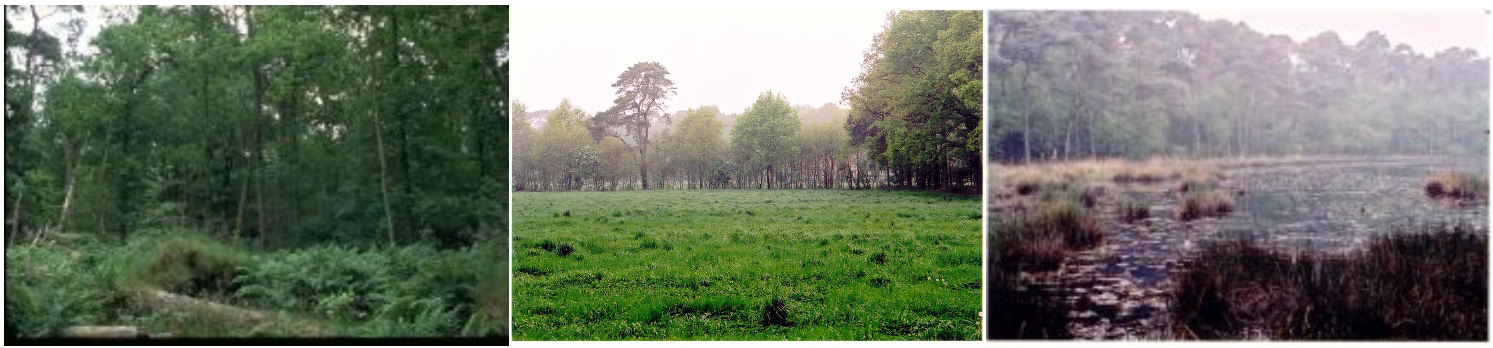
[845,10,983,190]
[674,107,727,189]
[594,62,677,190]
[732,91,801,189]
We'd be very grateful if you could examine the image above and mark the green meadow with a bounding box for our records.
[512,189,981,340]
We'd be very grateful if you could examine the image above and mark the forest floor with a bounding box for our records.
[512,189,982,340]
[4,229,509,340]
[987,155,1488,340]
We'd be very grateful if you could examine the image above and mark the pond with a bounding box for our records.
[1026,157,1488,339]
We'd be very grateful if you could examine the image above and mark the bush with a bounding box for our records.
[4,242,125,338]
[130,235,247,296]
[231,242,487,337]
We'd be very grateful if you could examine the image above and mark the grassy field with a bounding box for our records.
[512,189,982,340]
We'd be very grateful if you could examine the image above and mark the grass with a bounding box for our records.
[512,189,981,340]
[1179,189,1234,221]
[991,198,1104,274]
[1425,171,1488,201]
[993,158,1218,188]
[1173,224,1487,340]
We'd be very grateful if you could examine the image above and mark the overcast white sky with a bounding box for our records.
[1197,9,1490,55]
[511,8,891,115]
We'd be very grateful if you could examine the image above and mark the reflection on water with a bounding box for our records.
[1038,157,1488,339]
[1218,160,1487,253]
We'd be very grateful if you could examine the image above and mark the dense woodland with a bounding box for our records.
[5,5,509,248]
[988,11,1490,163]
[513,10,982,192]
[5,5,509,338]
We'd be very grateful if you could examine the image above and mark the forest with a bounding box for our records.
[988,11,1489,162]
[4,5,509,339]
[513,12,982,192]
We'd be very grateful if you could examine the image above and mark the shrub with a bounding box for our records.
[556,244,575,257]
[5,242,124,338]
[129,235,247,296]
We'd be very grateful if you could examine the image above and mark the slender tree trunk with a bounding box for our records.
[56,137,78,233]
[373,109,397,247]
[1019,67,1033,163]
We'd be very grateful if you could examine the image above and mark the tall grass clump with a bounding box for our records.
[994,201,1103,273]
[1425,171,1487,201]
[1178,189,1234,221]
[987,225,1072,339]
[1173,224,1487,340]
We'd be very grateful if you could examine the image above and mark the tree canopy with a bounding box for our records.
[843,10,984,191]
[4,5,510,249]
[513,11,983,192]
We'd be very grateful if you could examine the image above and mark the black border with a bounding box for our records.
[5,336,510,346]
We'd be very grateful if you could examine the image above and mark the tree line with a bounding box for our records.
[4,5,510,249]
[513,10,982,192]
[988,11,1490,163]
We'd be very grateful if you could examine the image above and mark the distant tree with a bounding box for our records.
[594,62,677,190]
[732,91,802,189]
[674,107,727,189]
[596,136,634,191]
[536,99,593,191]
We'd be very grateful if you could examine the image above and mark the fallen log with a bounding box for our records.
[59,325,146,338]
[127,287,270,327]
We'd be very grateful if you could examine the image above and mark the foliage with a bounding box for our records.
[513,11,981,192]
[125,233,248,297]
[731,91,802,189]
[845,10,983,191]
[4,241,128,338]
[5,5,510,249]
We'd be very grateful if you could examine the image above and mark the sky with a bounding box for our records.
[1196,9,1491,55]
[511,8,891,115]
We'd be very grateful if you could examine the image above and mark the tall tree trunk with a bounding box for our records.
[373,103,397,247]
[639,124,650,190]
[246,5,269,250]
[1019,66,1033,164]
[56,136,78,234]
